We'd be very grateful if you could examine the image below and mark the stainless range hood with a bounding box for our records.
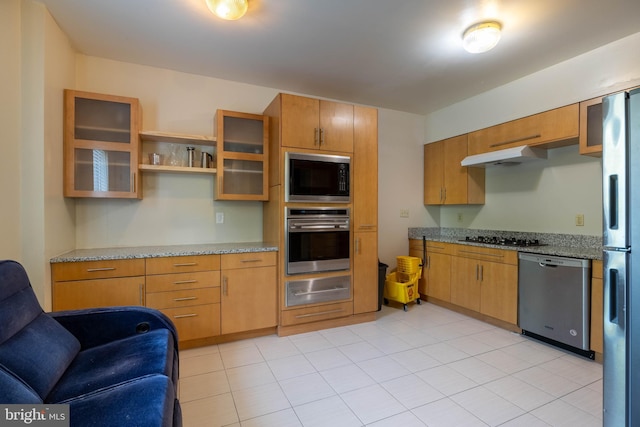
[461,145,547,167]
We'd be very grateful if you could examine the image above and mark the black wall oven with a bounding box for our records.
[285,152,350,203]
[286,207,350,275]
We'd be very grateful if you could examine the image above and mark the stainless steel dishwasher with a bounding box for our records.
[518,253,593,358]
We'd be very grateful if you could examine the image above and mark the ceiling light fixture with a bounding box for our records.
[205,0,248,20]
[462,21,502,54]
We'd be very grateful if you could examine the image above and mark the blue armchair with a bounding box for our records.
[0,260,182,426]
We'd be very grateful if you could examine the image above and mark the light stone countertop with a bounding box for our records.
[50,242,279,263]
[409,227,602,260]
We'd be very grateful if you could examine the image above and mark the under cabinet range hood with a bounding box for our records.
[461,145,547,167]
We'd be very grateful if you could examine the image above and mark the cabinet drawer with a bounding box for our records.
[160,304,220,342]
[146,271,220,292]
[453,244,517,265]
[221,252,276,269]
[53,276,145,310]
[52,259,145,281]
[146,255,220,275]
[408,240,453,255]
[146,288,220,310]
[285,275,351,307]
[281,301,353,326]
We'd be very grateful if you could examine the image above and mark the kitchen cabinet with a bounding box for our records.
[424,135,485,205]
[408,239,453,302]
[146,255,221,342]
[579,96,604,157]
[280,93,354,153]
[590,259,603,354]
[52,259,145,310]
[450,245,518,324]
[139,130,217,175]
[468,104,579,156]
[353,106,378,314]
[216,110,269,201]
[63,89,142,198]
[220,252,277,335]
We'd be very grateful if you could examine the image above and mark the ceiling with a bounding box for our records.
[37,0,640,115]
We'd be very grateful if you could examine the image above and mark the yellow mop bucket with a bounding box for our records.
[383,256,422,311]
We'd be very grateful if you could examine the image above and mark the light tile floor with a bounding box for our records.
[178,302,602,426]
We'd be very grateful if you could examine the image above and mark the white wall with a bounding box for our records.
[424,32,640,236]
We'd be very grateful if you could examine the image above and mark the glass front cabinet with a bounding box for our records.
[63,90,141,198]
[215,110,269,201]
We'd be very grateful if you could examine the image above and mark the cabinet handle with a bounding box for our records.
[173,296,197,302]
[139,284,144,305]
[295,308,344,319]
[476,264,479,280]
[359,224,376,230]
[223,276,228,296]
[240,259,262,263]
[293,287,348,297]
[458,250,504,258]
[86,267,116,272]
[173,279,197,285]
[355,237,360,254]
[480,265,484,281]
[173,313,198,319]
[489,133,541,148]
[131,172,136,193]
[443,188,446,202]
[319,127,325,146]
[439,188,444,202]
[427,245,445,250]
[173,262,197,267]
[314,128,319,146]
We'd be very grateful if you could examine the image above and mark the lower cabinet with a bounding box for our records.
[451,247,518,325]
[52,259,145,310]
[407,240,452,303]
[145,255,221,342]
[353,231,378,314]
[220,252,277,335]
[590,260,604,354]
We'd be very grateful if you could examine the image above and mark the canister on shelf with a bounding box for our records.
[187,146,195,167]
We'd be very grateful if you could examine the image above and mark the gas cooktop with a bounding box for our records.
[459,236,547,247]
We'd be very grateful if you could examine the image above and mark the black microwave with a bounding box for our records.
[285,152,350,203]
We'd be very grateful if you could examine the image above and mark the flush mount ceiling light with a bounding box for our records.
[205,0,249,20]
[462,21,502,53]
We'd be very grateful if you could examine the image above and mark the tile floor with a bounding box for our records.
[178,302,603,426]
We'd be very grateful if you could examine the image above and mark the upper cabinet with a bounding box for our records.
[424,134,485,205]
[468,104,579,156]
[280,93,354,153]
[215,110,269,201]
[64,90,141,198]
[579,96,604,157]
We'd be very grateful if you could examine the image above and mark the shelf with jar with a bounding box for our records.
[139,130,217,175]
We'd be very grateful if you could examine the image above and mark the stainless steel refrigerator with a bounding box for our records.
[602,88,640,426]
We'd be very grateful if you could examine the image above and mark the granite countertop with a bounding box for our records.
[50,242,279,263]
[409,227,603,260]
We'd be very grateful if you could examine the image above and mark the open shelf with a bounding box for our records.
[139,164,217,175]
[140,130,217,146]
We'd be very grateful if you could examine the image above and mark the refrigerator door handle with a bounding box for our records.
[608,175,618,230]
[608,268,626,327]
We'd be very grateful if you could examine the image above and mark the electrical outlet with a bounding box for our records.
[400,209,410,218]
[216,212,224,224]
[457,212,463,223]
[575,214,584,226]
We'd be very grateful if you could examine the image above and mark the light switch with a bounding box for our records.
[216,212,224,224]
[575,214,584,226]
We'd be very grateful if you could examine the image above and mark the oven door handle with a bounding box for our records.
[293,287,349,296]
[289,224,349,231]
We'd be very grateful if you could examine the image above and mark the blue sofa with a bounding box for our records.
[0,260,182,426]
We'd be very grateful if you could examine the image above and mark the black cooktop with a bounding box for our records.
[459,236,547,247]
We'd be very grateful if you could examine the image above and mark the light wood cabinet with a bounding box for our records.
[408,239,453,302]
[215,110,269,200]
[450,246,518,325]
[579,96,604,157]
[63,89,141,198]
[52,259,145,310]
[220,252,277,335]
[146,255,221,342]
[590,259,603,354]
[353,106,379,315]
[424,135,485,205]
[468,104,579,156]
[280,93,354,153]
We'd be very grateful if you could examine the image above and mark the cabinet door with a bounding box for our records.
[221,266,277,334]
[353,231,378,314]
[53,276,145,310]
[281,94,319,150]
[319,101,354,152]
[424,141,444,205]
[591,260,604,353]
[64,90,141,198]
[353,106,378,232]
[426,253,451,302]
[579,97,604,157]
[216,110,269,201]
[442,135,469,205]
[450,256,480,311]
[479,261,518,324]
[409,247,427,295]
